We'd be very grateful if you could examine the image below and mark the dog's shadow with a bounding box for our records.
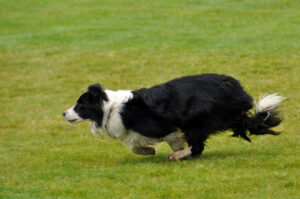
[117,148,275,165]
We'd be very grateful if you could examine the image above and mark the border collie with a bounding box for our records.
[63,74,284,160]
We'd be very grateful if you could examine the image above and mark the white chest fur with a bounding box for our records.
[89,90,186,150]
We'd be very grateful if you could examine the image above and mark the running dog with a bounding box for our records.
[63,73,284,160]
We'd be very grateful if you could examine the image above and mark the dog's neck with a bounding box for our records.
[98,89,133,139]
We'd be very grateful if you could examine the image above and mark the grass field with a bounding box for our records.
[0,0,299,198]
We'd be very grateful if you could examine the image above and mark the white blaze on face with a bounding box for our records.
[63,106,84,123]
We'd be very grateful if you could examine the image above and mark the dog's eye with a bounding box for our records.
[75,104,83,110]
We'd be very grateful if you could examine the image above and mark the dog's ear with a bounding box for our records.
[88,83,108,101]
[88,83,102,95]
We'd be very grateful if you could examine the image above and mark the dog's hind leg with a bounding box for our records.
[168,147,192,160]
[167,140,185,152]
[164,132,186,152]
[168,127,211,160]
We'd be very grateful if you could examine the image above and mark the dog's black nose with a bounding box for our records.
[62,112,66,117]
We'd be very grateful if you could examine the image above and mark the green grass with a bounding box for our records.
[0,0,299,198]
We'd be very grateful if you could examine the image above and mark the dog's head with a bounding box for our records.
[63,83,108,126]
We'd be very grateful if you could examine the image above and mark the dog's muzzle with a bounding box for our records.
[63,106,84,123]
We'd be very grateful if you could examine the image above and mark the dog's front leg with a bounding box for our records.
[131,146,156,155]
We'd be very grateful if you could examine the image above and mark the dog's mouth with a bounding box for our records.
[68,119,78,123]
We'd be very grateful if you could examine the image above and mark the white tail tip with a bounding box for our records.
[256,93,285,113]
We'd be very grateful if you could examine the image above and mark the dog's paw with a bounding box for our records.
[168,147,192,161]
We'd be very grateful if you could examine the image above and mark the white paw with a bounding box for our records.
[168,147,192,161]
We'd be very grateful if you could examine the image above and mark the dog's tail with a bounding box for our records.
[233,93,285,142]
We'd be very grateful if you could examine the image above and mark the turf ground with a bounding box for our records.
[0,0,299,198]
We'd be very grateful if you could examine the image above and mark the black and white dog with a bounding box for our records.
[63,74,284,160]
